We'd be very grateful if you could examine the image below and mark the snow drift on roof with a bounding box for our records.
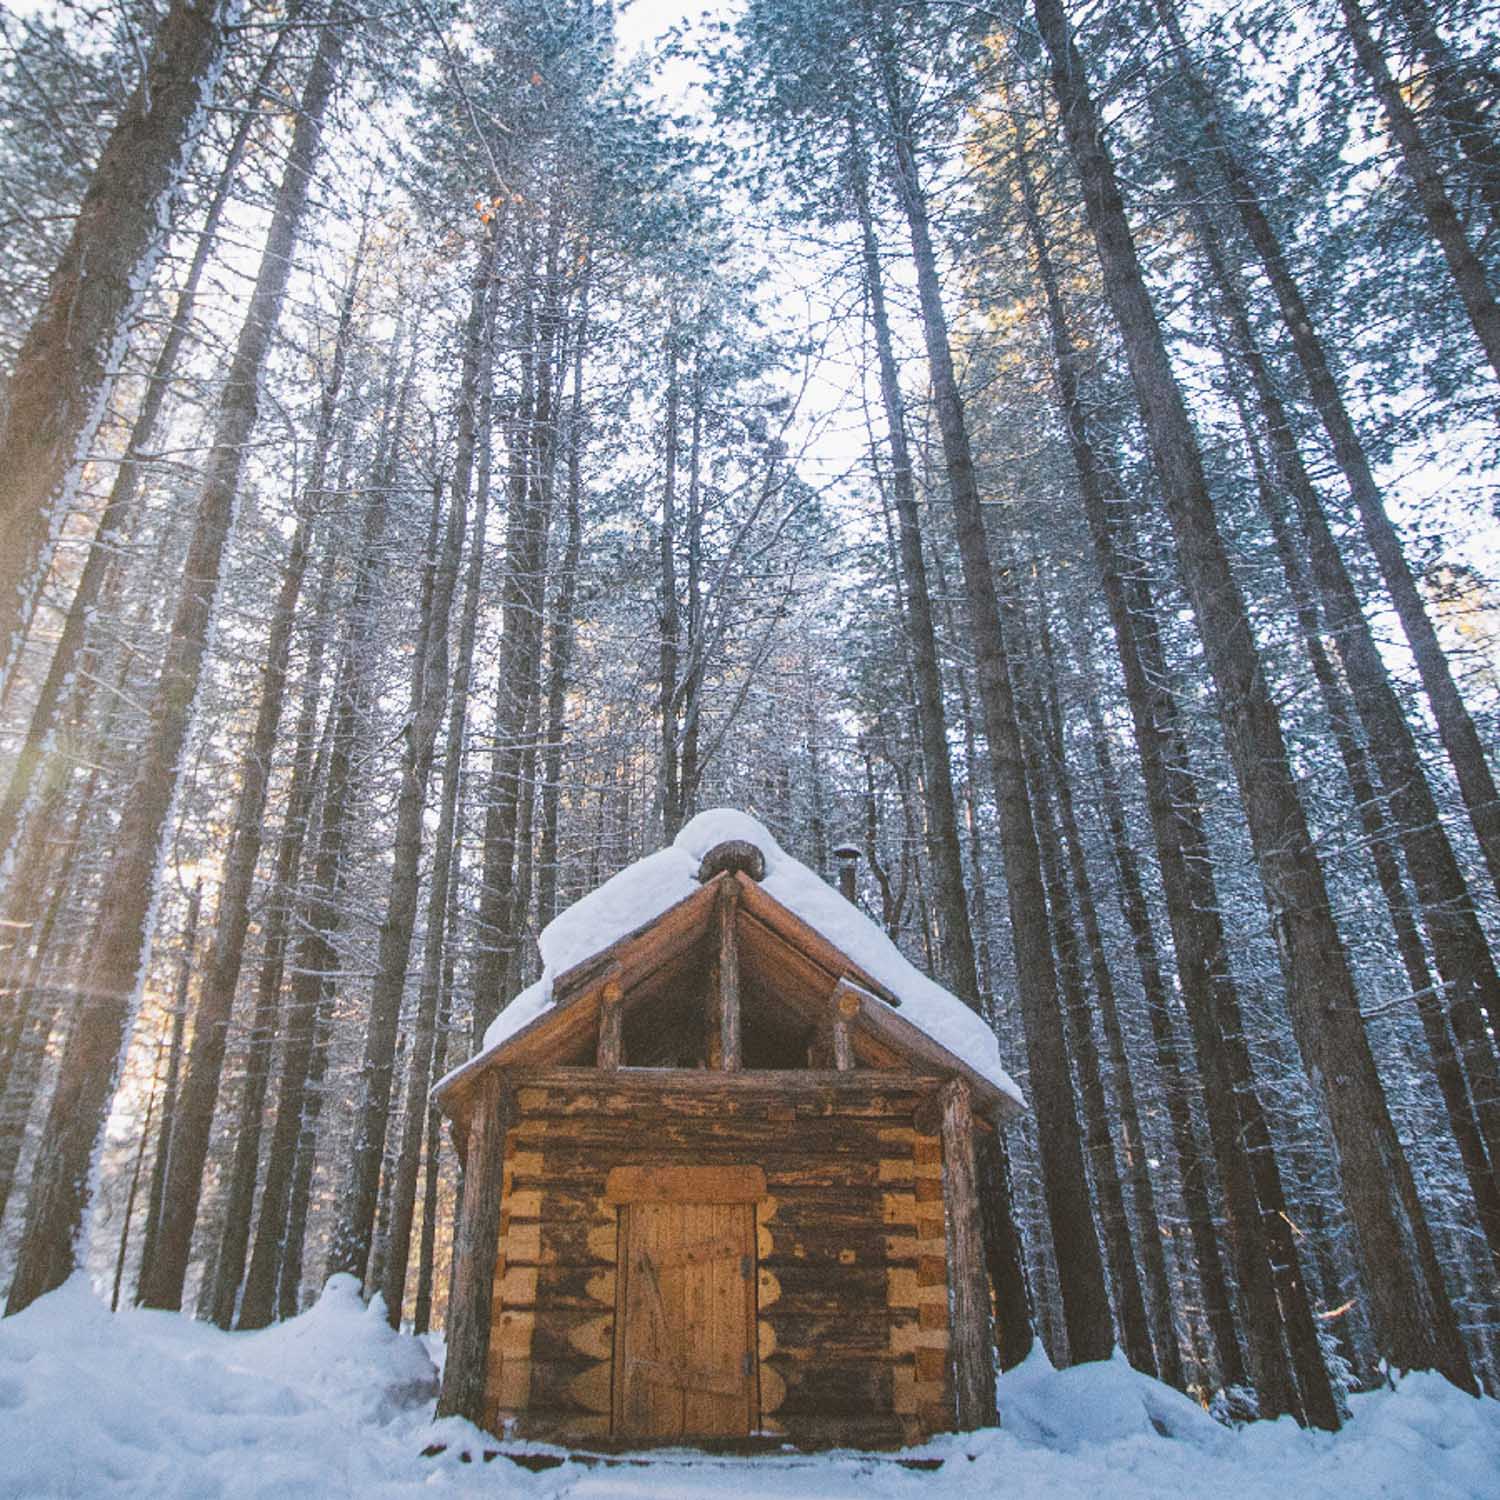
[444,808,1024,1109]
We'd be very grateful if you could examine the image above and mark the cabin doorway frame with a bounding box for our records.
[605,1165,766,1440]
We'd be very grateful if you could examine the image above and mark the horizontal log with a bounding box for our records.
[522,1221,617,1268]
[528,1356,613,1415]
[513,1066,939,1108]
[508,1411,613,1444]
[766,1195,895,1233]
[502,1263,615,1312]
[519,1140,888,1188]
[504,1185,612,1225]
[770,1413,910,1450]
[758,1313,907,1359]
[761,1264,891,1313]
[509,1185,897,1230]
[604,1164,767,1204]
[763,1356,895,1416]
[760,1225,912,1266]
[514,1112,902,1142]
[527,1309,615,1365]
[517,1114,904,1155]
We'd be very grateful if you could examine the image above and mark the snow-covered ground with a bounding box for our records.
[2,1275,1497,1499]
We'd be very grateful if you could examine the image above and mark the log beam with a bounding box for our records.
[437,1070,513,1423]
[708,877,742,1070]
[832,982,859,1071]
[596,978,623,1069]
[940,1078,995,1429]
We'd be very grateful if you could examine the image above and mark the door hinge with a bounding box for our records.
[740,1254,752,1280]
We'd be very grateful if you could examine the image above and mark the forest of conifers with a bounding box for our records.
[1,0,1498,1430]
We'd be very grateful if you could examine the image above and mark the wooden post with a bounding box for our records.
[436,1069,512,1424]
[832,982,860,1070]
[941,1078,996,1429]
[597,977,624,1069]
[708,878,741,1070]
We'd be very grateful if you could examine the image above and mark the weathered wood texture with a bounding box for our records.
[613,1201,757,1438]
[438,1071,512,1423]
[481,1073,949,1448]
[596,980,623,1070]
[708,879,742,1070]
[605,1165,767,1203]
[941,1080,993,1428]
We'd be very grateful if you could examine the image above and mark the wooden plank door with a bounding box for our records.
[613,1201,757,1439]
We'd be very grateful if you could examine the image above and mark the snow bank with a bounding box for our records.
[0,1272,436,1499]
[991,1344,1228,1452]
[2,1278,1498,1498]
[456,809,1023,1108]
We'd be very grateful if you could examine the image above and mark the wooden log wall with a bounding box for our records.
[481,1070,954,1447]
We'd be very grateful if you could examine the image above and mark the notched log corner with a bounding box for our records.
[698,839,767,883]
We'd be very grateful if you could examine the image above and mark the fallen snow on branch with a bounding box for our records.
[2,1275,1498,1498]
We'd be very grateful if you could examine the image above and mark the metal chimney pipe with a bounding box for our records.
[832,842,860,903]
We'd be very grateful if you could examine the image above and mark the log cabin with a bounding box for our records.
[432,810,1025,1450]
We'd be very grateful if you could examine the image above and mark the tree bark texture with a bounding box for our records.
[1183,159,1500,1261]
[236,339,409,1329]
[4,20,344,1318]
[471,207,563,1042]
[1012,123,1282,1402]
[1151,0,1500,906]
[135,879,202,1296]
[137,237,360,1311]
[867,23,1114,1365]
[0,19,290,863]
[327,225,494,1289]
[435,1073,511,1424]
[0,0,230,687]
[1336,0,1500,389]
[1034,0,1475,1391]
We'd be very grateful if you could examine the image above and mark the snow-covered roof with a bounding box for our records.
[437,808,1024,1112]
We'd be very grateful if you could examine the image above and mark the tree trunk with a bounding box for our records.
[237,328,412,1330]
[1036,614,1183,1388]
[1389,0,1500,228]
[658,301,684,840]
[1010,116,1287,1403]
[325,230,491,1289]
[850,134,1034,1367]
[0,637,140,1228]
[471,205,564,1041]
[111,1066,160,1314]
[413,819,465,1337]
[1183,163,1500,1261]
[1034,0,1475,1391]
[0,19,293,861]
[4,21,345,1318]
[1337,0,1500,389]
[380,275,497,1327]
[277,999,331,1319]
[205,536,340,1327]
[0,0,230,686]
[1151,0,1500,906]
[137,239,362,1312]
[1023,665,1158,1376]
[1079,681,1243,1391]
[135,879,202,1295]
[536,265,590,932]
[866,23,1114,1364]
